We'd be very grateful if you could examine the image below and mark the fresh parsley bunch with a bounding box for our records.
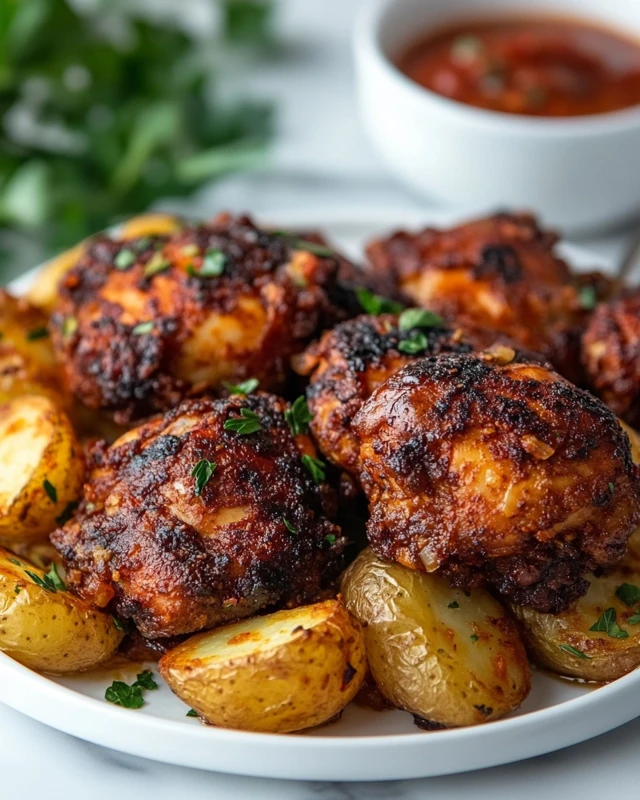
[0,0,275,274]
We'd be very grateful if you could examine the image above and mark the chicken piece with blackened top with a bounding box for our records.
[295,310,521,479]
[50,214,354,424]
[352,352,640,613]
[582,288,640,427]
[51,393,344,638]
[365,212,612,383]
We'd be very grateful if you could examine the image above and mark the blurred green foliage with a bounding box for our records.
[0,0,275,269]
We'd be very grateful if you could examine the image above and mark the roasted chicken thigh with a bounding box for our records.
[50,214,353,423]
[353,352,640,612]
[51,393,344,638]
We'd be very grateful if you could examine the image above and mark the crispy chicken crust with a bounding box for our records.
[364,212,608,384]
[50,213,353,423]
[352,353,640,612]
[582,289,640,426]
[51,393,344,638]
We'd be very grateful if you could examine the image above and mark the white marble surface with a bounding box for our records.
[3,1,640,797]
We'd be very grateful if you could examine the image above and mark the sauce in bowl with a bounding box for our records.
[398,17,640,117]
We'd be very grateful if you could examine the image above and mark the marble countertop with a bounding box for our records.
[2,1,639,797]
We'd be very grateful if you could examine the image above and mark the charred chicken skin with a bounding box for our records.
[50,213,353,424]
[582,289,640,426]
[352,352,640,612]
[364,212,606,384]
[51,393,344,638]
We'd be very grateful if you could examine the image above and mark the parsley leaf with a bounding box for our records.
[559,644,590,660]
[112,616,126,632]
[470,634,479,643]
[114,249,136,270]
[8,558,22,566]
[324,533,337,544]
[629,613,640,625]
[134,670,158,691]
[448,601,460,609]
[272,231,334,258]
[190,248,227,277]
[590,607,629,639]
[105,681,144,709]
[132,321,154,335]
[191,459,216,497]
[398,308,445,331]
[355,287,403,316]
[301,454,326,484]
[615,583,640,608]
[43,479,57,504]
[186,708,199,718]
[223,407,263,435]
[285,396,313,436]
[62,316,78,337]
[143,252,171,278]
[223,378,259,395]
[56,500,78,527]
[25,563,66,594]
[26,326,49,341]
[398,331,428,354]
[283,518,298,535]
[578,285,597,311]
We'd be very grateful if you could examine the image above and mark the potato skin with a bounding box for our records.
[0,547,122,672]
[0,395,84,544]
[159,599,366,733]
[510,530,640,682]
[0,291,70,410]
[342,548,531,728]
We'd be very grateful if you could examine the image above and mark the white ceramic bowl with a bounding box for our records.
[354,0,640,233]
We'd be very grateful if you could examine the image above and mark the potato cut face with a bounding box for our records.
[159,599,367,733]
[342,548,531,728]
[511,528,640,681]
[0,547,122,673]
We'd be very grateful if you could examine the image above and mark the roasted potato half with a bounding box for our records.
[0,547,122,672]
[510,528,640,681]
[0,291,70,410]
[159,599,366,733]
[342,548,531,728]
[0,395,84,544]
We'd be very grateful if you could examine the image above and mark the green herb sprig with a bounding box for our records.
[285,396,313,436]
[224,407,263,435]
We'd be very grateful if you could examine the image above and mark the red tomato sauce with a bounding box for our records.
[398,17,640,117]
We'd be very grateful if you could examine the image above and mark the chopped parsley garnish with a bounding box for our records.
[186,708,199,718]
[355,287,403,316]
[324,533,336,544]
[615,582,640,608]
[62,316,78,337]
[191,459,216,497]
[470,634,479,643]
[196,248,227,277]
[590,607,629,639]
[223,407,263,435]
[628,613,640,625]
[105,681,144,709]
[143,252,170,278]
[43,479,57,504]
[285,396,313,436]
[9,558,23,566]
[448,601,460,609]
[132,321,154,335]
[398,331,428,354]
[181,244,199,258]
[56,501,78,527]
[283,518,298,535]
[112,616,125,632]
[25,563,66,594]
[301,454,326,484]
[114,249,136,270]
[26,326,49,341]
[608,482,615,494]
[133,237,152,253]
[398,308,445,331]
[14,585,21,595]
[134,670,158,691]
[559,644,590,660]
[578,285,597,311]
[223,378,259,396]
[272,231,334,258]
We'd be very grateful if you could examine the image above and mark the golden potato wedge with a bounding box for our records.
[0,395,84,544]
[159,599,366,733]
[27,214,182,315]
[510,528,640,681]
[342,548,531,728]
[0,291,70,410]
[620,420,640,464]
[0,547,122,672]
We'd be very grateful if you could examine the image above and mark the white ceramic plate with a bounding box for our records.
[1,208,638,783]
